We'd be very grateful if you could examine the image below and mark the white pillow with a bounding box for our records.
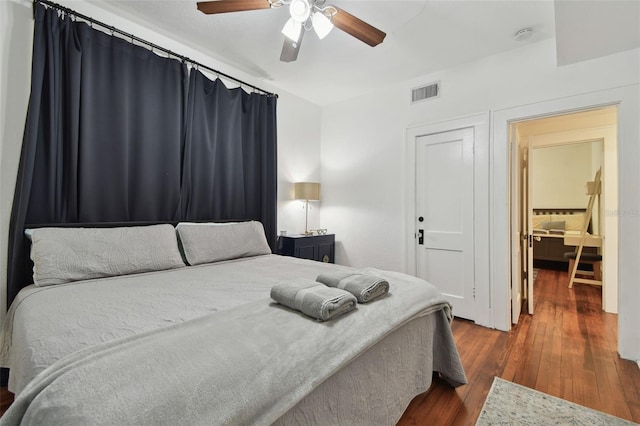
[551,213,585,231]
[24,228,35,241]
[176,221,272,265]
[532,215,550,229]
[30,224,185,286]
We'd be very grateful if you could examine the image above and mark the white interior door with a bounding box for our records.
[512,137,534,317]
[416,128,475,321]
[510,129,523,324]
[526,136,534,314]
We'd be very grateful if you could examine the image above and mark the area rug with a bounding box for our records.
[476,377,637,425]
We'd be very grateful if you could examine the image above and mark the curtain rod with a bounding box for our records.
[34,0,278,98]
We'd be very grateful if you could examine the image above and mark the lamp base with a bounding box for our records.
[303,199,314,236]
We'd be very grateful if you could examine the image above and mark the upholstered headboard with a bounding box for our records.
[533,208,587,215]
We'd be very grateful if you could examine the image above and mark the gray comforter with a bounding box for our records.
[0,255,466,425]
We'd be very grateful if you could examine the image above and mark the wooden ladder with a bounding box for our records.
[569,168,602,288]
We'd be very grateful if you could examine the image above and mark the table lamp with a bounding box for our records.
[294,182,320,235]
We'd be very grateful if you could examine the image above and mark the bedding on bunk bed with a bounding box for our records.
[0,224,466,425]
[532,209,597,263]
[532,210,589,234]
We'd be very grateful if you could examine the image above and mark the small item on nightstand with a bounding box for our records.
[280,230,287,236]
[316,228,327,235]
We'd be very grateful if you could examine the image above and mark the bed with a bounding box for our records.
[0,221,466,425]
[532,209,597,265]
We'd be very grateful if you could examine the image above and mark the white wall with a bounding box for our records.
[276,94,322,236]
[320,39,639,358]
[532,143,597,209]
[321,39,638,271]
[0,0,34,318]
[0,0,321,322]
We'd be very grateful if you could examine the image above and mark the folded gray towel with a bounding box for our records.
[316,272,390,303]
[270,279,357,321]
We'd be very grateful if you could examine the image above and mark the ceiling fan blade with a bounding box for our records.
[197,0,271,15]
[280,30,304,62]
[332,7,386,47]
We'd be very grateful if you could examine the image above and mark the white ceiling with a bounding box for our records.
[555,0,640,67]
[91,0,638,106]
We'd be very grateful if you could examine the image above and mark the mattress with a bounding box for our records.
[0,254,466,425]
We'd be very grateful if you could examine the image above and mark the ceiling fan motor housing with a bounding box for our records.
[290,0,311,23]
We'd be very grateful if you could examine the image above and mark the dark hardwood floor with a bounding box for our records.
[398,268,640,425]
[0,386,10,418]
[1,269,639,423]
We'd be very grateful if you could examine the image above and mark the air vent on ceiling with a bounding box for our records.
[411,81,440,104]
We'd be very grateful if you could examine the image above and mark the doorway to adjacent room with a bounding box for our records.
[509,107,618,323]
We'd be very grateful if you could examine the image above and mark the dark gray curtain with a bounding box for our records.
[7,4,188,305]
[7,4,278,307]
[180,70,278,248]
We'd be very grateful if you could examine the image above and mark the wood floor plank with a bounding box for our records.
[0,388,12,415]
[545,312,564,397]
[1,269,639,424]
[500,313,531,381]
[594,354,632,419]
[400,268,640,425]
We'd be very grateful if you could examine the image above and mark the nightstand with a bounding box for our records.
[278,234,335,263]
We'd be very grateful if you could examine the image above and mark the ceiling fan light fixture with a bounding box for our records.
[282,17,302,41]
[196,0,388,62]
[289,0,311,23]
[312,11,333,39]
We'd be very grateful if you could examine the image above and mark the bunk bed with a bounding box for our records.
[532,208,597,266]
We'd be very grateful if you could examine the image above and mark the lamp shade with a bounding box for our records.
[282,17,302,42]
[294,182,320,200]
[312,11,333,39]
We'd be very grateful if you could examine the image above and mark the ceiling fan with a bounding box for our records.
[196,0,386,62]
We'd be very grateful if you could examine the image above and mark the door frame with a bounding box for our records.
[529,129,617,313]
[406,112,491,327]
[491,85,640,361]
